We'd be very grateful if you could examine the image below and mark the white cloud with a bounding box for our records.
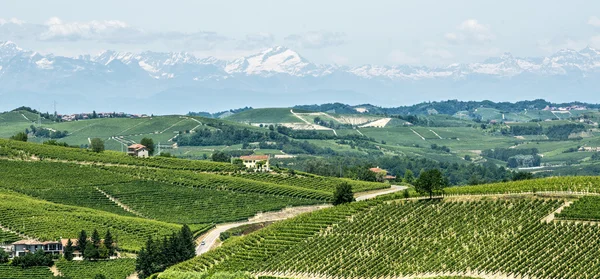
[387,50,419,65]
[237,32,275,50]
[423,48,454,60]
[537,37,588,54]
[445,19,495,44]
[588,16,600,27]
[0,18,25,25]
[39,17,145,43]
[284,31,346,49]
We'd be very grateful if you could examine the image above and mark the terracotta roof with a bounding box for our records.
[12,240,44,245]
[128,144,146,150]
[60,239,78,247]
[369,167,385,173]
[240,155,269,161]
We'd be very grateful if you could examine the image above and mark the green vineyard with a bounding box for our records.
[0,230,20,244]
[170,198,600,279]
[100,181,323,224]
[0,189,181,251]
[0,265,54,279]
[557,196,600,221]
[231,172,387,193]
[56,258,136,279]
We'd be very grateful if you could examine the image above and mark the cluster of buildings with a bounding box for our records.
[542,105,588,111]
[58,112,150,122]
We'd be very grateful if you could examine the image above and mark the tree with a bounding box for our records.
[0,248,8,264]
[11,249,53,268]
[98,243,109,259]
[333,182,355,205]
[77,230,88,254]
[414,169,448,199]
[212,151,230,162]
[104,229,115,257]
[90,138,105,153]
[84,242,99,261]
[140,138,155,156]
[403,170,415,184]
[179,224,196,261]
[10,132,28,142]
[94,275,107,279]
[91,229,101,248]
[64,239,75,261]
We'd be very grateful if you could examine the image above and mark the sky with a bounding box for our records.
[1,0,600,66]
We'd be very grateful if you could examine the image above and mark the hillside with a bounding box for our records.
[166,177,600,279]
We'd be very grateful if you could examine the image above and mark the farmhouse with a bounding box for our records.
[240,155,270,171]
[10,240,64,257]
[128,144,149,158]
[369,167,396,181]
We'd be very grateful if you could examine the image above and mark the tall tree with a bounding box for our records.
[103,229,115,257]
[0,248,8,264]
[179,224,196,261]
[9,132,28,142]
[211,151,230,162]
[414,169,448,199]
[403,170,415,184]
[91,229,101,248]
[333,182,355,206]
[90,138,105,153]
[77,230,88,254]
[83,242,99,261]
[140,138,155,156]
[64,239,75,261]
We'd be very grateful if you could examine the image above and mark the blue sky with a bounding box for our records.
[1,0,600,66]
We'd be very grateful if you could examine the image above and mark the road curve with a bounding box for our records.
[195,185,407,255]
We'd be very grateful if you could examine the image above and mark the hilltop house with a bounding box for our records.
[240,155,270,171]
[369,167,396,181]
[128,144,149,158]
[11,240,64,257]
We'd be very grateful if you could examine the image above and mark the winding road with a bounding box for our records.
[195,185,407,255]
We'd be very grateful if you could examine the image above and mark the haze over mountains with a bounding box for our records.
[1,40,600,114]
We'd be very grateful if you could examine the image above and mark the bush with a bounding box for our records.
[11,249,53,268]
[333,182,355,206]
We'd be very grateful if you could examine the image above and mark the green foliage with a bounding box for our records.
[90,138,105,153]
[211,151,230,163]
[403,169,415,184]
[141,138,155,156]
[136,225,197,278]
[0,249,8,264]
[414,169,448,198]
[9,132,27,142]
[77,230,89,254]
[56,258,136,279]
[11,249,53,268]
[442,176,600,196]
[64,239,75,261]
[0,230,20,244]
[333,182,355,205]
[157,271,254,279]
[557,196,600,221]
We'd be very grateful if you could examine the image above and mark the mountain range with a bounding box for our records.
[1,41,600,114]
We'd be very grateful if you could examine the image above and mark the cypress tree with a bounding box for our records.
[103,230,114,257]
[64,239,75,261]
[91,229,101,248]
[77,230,88,254]
[180,224,196,260]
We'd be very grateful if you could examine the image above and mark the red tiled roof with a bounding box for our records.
[128,144,146,150]
[12,240,44,245]
[369,167,385,173]
[240,155,269,161]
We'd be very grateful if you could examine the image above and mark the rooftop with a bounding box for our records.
[240,155,269,161]
[128,144,146,150]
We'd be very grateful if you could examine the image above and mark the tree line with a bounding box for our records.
[135,224,195,279]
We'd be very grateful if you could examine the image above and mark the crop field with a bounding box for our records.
[0,265,54,279]
[100,181,323,224]
[557,196,600,221]
[171,198,600,279]
[230,172,388,193]
[56,258,136,279]
[225,108,305,123]
[440,176,600,196]
[0,230,21,244]
[0,189,181,251]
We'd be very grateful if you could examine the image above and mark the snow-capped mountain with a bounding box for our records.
[1,40,600,114]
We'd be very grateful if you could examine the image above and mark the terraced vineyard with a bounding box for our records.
[0,189,181,251]
[557,196,600,221]
[0,265,53,279]
[0,138,242,172]
[0,160,135,216]
[56,258,136,279]
[170,198,600,279]
[440,176,600,196]
[102,166,333,201]
[0,230,21,244]
[100,181,323,224]
[231,172,388,193]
